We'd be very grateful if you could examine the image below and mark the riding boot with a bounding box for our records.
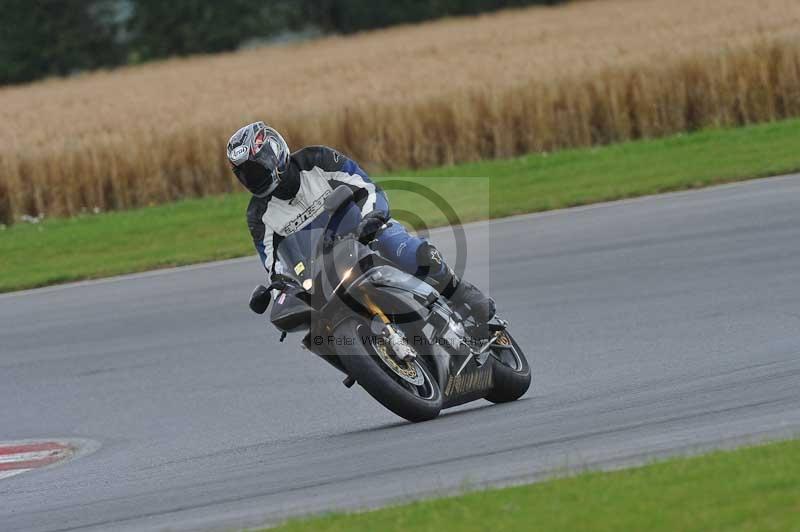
[416,243,496,323]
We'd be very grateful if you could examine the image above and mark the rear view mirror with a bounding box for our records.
[324,185,354,213]
[249,285,271,315]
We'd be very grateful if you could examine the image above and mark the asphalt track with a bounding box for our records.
[2,175,800,531]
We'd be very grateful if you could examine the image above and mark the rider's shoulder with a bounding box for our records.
[291,145,345,172]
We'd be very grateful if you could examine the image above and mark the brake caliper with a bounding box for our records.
[384,325,416,362]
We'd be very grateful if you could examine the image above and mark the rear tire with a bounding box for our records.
[485,331,531,403]
[335,318,442,422]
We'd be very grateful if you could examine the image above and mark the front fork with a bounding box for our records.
[362,292,417,362]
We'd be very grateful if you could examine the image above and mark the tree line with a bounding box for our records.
[1,0,561,85]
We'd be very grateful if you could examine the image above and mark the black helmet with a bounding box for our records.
[227,122,290,197]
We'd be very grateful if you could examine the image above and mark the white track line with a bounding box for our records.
[0,469,31,480]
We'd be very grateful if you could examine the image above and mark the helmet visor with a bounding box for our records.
[233,143,282,197]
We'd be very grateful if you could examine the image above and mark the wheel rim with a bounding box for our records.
[356,324,437,400]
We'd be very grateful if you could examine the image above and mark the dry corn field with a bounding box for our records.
[2,0,800,224]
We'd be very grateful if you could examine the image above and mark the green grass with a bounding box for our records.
[268,439,800,532]
[2,118,800,292]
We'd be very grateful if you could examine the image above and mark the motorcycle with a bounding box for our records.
[251,185,531,422]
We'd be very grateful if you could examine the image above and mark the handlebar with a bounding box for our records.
[269,273,298,291]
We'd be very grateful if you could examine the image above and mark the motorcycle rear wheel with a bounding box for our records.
[485,330,531,403]
[335,318,443,422]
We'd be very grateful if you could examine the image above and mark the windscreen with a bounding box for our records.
[275,201,362,287]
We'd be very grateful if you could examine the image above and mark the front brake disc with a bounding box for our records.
[374,339,424,386]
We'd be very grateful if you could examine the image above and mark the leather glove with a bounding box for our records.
[356,211,388,243]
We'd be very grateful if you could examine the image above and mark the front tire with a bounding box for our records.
[335,318,443,422]
[485,330,531,403]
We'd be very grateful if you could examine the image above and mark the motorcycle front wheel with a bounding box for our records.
[335,318,442,422]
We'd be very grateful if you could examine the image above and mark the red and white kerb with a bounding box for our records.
[0,441,73,480]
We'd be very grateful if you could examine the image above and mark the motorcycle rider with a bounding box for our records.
[228,121,495,324]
